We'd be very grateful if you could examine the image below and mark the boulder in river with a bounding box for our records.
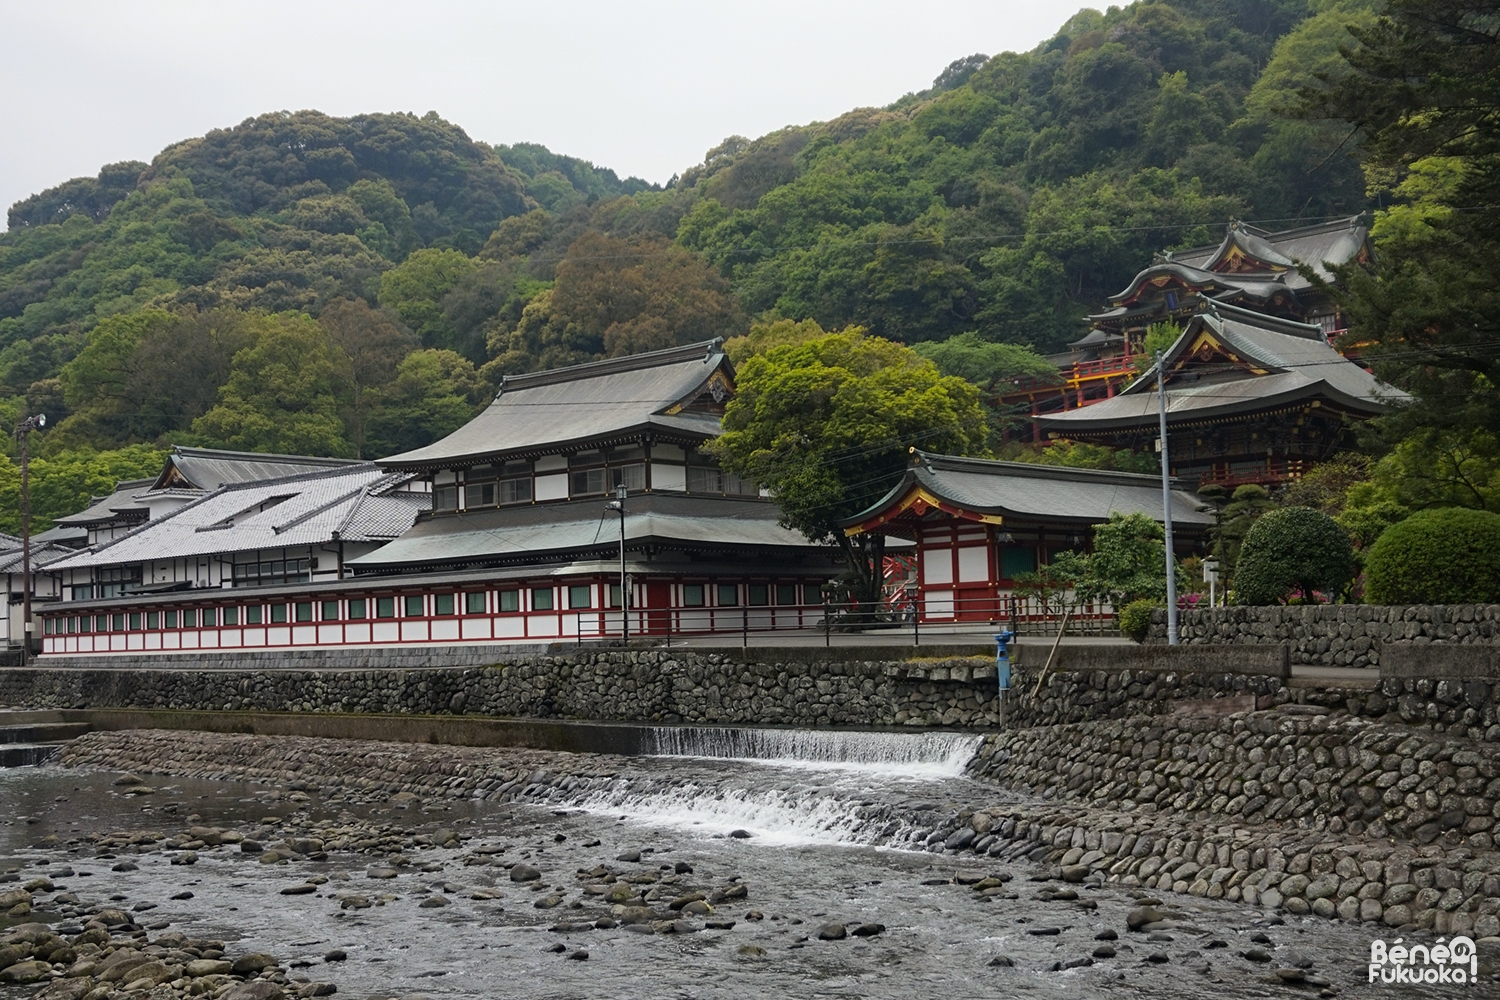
[230,952,279,975]
[817,922,847,941]
[1126,905,1164,931]
[221,983,285,1000]
[510,864,542,883]
[0,960,50,984]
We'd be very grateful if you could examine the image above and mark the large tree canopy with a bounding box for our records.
[712,331,988,605]
[1303,0,1500,438]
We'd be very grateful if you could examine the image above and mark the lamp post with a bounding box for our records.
[1155,352,1178,645]
[604,484,628,642]
[15,412,45,665]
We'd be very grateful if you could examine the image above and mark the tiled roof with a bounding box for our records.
[844,453,1212,530]
[1163,216,1369,287]
[1040,304,1406,432]
[53,478,153,526]
[152,446,365,491]
[377,340,729,469]
[44,465,424,571]
[348,492,825,571]
[0,540,76,575]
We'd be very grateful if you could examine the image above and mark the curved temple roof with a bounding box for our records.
[1040,304,1407,434]
[377,340,731,470]
[843,451,1212,536]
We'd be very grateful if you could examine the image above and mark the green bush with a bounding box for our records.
[1364,507,1500,605]
[1117,598,1160,643]
[1235,507,1353,606]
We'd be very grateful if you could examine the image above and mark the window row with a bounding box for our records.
[42,582,814,634]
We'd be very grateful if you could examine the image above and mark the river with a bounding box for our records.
[0,726,1475,998]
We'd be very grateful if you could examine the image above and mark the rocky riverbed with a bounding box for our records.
[2,726,1497,997]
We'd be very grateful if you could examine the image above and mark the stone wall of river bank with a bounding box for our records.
[959,706,1500,936]
[1147,603,1500,667]
[1,646,1313,731]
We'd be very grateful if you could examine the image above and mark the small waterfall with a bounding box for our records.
[511,725,992,848]
[0,744,61,768]
[645,727,984,778]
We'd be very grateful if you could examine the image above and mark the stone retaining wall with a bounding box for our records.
[1146,604,1500,667]
[0,648,1303,731]
[964,708,1500,934]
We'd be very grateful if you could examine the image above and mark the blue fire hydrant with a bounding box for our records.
[993,630,1015,692]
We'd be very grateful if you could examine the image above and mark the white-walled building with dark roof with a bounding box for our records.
[37,340,842,656]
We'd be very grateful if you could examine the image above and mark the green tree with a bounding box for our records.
[1133,320,1182,375]
[378,248,478,352]
[484,232,743,376]
[192,313,353,456]
[1076,511,1177,608]
[318,298,417,458]
[712,331,988,607]
[1234,506,1354,605]
[723,317,829,366]
[0,444,165,534]
[1203,483,1278,589]
[1303,0,1500,440]
[53,307,263,449]
[364,349,483,458]
[1365,507,1500,605]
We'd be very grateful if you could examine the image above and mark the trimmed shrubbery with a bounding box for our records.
[1364,507,1500,605]
[1234,506,1354,606]
[1117,598,1160,643]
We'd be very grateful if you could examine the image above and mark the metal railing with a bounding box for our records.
[570,593,1118,647]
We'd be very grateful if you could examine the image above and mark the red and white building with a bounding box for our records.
[36,341,842,655]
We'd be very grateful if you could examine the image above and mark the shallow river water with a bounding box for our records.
[0,729,1476,999]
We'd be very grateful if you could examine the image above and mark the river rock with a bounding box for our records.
[280,884,317,895]
[1127,905,1164,931]
[852,923,885,937]
[185,959,234,976]
[230,952,279,975]
[534,894,564,909]
[96,950,150,981]
[615,850,641,863]
[324,950,347,962]
[619,906,656,925]
[988,955,1015,967]
[33,979,93,1000]
[510,864,541,883]
[221,983,285,1000]
[817,922,847,940]
[419,895,451,908]
[0,960,50,984]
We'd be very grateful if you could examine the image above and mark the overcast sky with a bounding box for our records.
[1,1,1093,222]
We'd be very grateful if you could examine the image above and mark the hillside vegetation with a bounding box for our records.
[0,0,1385,529]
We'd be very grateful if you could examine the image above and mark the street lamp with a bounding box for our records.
[15,412,45,665]
[604,484,628,642]
[1155,351,1178,646]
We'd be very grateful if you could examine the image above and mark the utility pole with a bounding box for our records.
[1155,352,1178,646]
[15,412,45,665]
[605,484,628,642]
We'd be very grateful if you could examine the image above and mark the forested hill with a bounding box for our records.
[0,0,1378,502]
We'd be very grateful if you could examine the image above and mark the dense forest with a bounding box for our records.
[0,0,1397,528]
